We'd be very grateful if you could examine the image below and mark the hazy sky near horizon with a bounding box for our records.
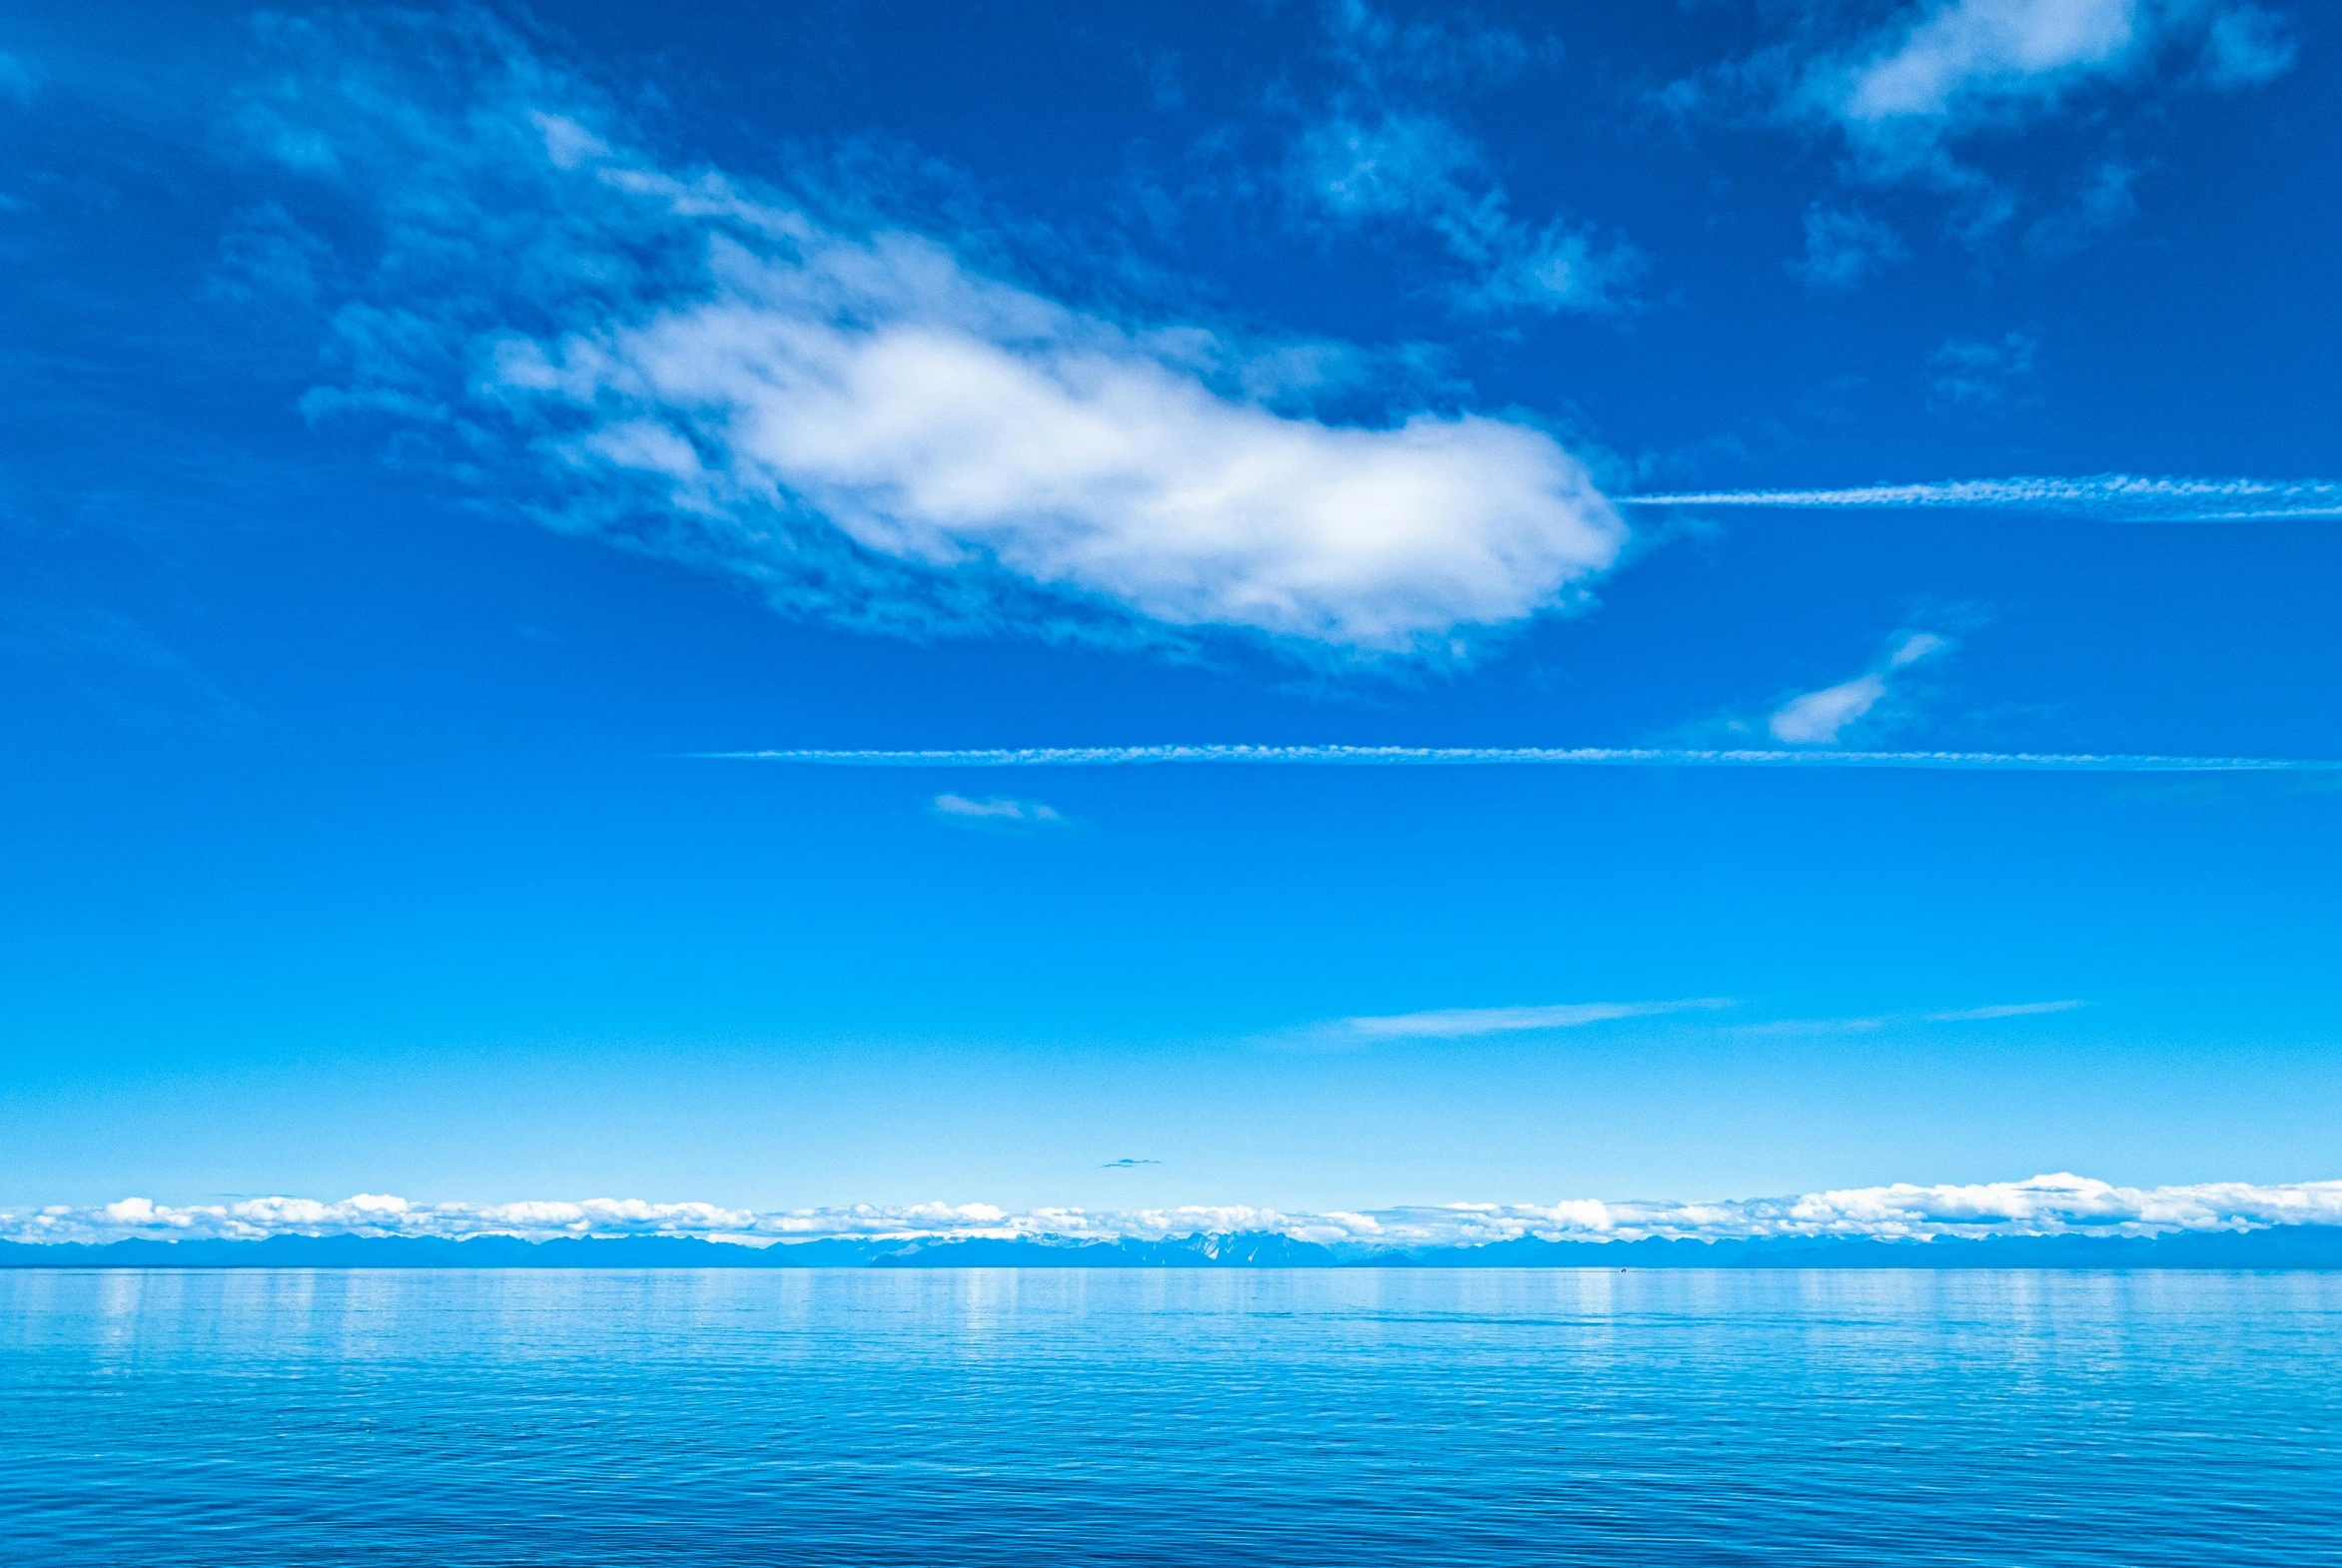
[4,0,2340,1218]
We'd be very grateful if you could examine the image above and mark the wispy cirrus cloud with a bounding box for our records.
[1285,2,1637,317]
[2,600,256,732]
[1617,474,2342,521]
[698,745,2342,773]
[1791,204,1908,291]
[1738,1000,2084,1035]
[1930,331,2038,409]
[1926,999,2083,1022]
[1670,0,2298,261]
[235,13,1627,657]
[1290,113,1637,318]
[0,51,36,104]
[1306,997,1732,1046]
[1802,0,2295,175]
[930,793,1070,830]
[14,1172,2341,1247]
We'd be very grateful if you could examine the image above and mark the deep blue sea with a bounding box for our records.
[3,1268,2338,1565]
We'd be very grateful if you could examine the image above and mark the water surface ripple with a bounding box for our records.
[3,1268,2337,1565]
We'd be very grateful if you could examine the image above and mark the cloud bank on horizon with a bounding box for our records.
[11,1175,2339,1248]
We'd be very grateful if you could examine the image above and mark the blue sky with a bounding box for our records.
[4,0,2341,1236]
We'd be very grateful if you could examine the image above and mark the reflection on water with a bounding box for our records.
[4,1267,2339,1565]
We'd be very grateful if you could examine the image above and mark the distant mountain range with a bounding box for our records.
[7,1227,2342,1268]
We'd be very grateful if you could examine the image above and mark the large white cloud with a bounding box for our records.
[245,22,1628,657]
[13,1174,2341,1248]
[493,204,1625,649]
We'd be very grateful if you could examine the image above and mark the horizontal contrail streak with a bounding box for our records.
[1614,474,2342,519]
[699,745,2341,772]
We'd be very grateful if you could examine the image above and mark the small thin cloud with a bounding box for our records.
[1930,332,2038,410]
[1289,113,1637,319]
[0,52,35,104]
[1138,47,1184,112]
[2201,5,2296,88]
[1101,1158,1163,1170]
[1768,675,1892,745]
[1791,205,1906,292]
[1316,998,1734,1046]
[1768,630,1952,746]
[2025,160,2138,257]
[210,202,335,304]
[1743,1001,2086,1036]
[1284,5,1635,318]
[930,793,1070,831]
[1738,1015,1893,1038]
[1802,0,2294,174]
[1656,0,2297,252]
[1927,1000,2084,1022]
[1,600,256,732]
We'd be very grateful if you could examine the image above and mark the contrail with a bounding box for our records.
[1614,474,2342,520]
[698,745,2341,772]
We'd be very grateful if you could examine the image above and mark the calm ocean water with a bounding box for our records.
[2,1268,2338,1566]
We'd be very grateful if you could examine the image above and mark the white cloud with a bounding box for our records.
[14,1173,2342,1247]
[2024,158,2140,254]
[1809,0,2296,169]
[1300,111,1479,223]
[1330,998,1733,1042]
[1768,631,1952,745]
[495,209,1626,650]
[1931,331,2039,408]
[1768,673,1891,745]
[931,793,1067,828]
[1926,999,2083,1021]
[1283,5,1635,318]
[1791,205,1908,291]
[1291,114,1638,317]
[1318,0,1535,94]
[239,18,1629,658]
[1738,999,2084,1035]
[2200,4,2297,86]
[1839,0,2143,125]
